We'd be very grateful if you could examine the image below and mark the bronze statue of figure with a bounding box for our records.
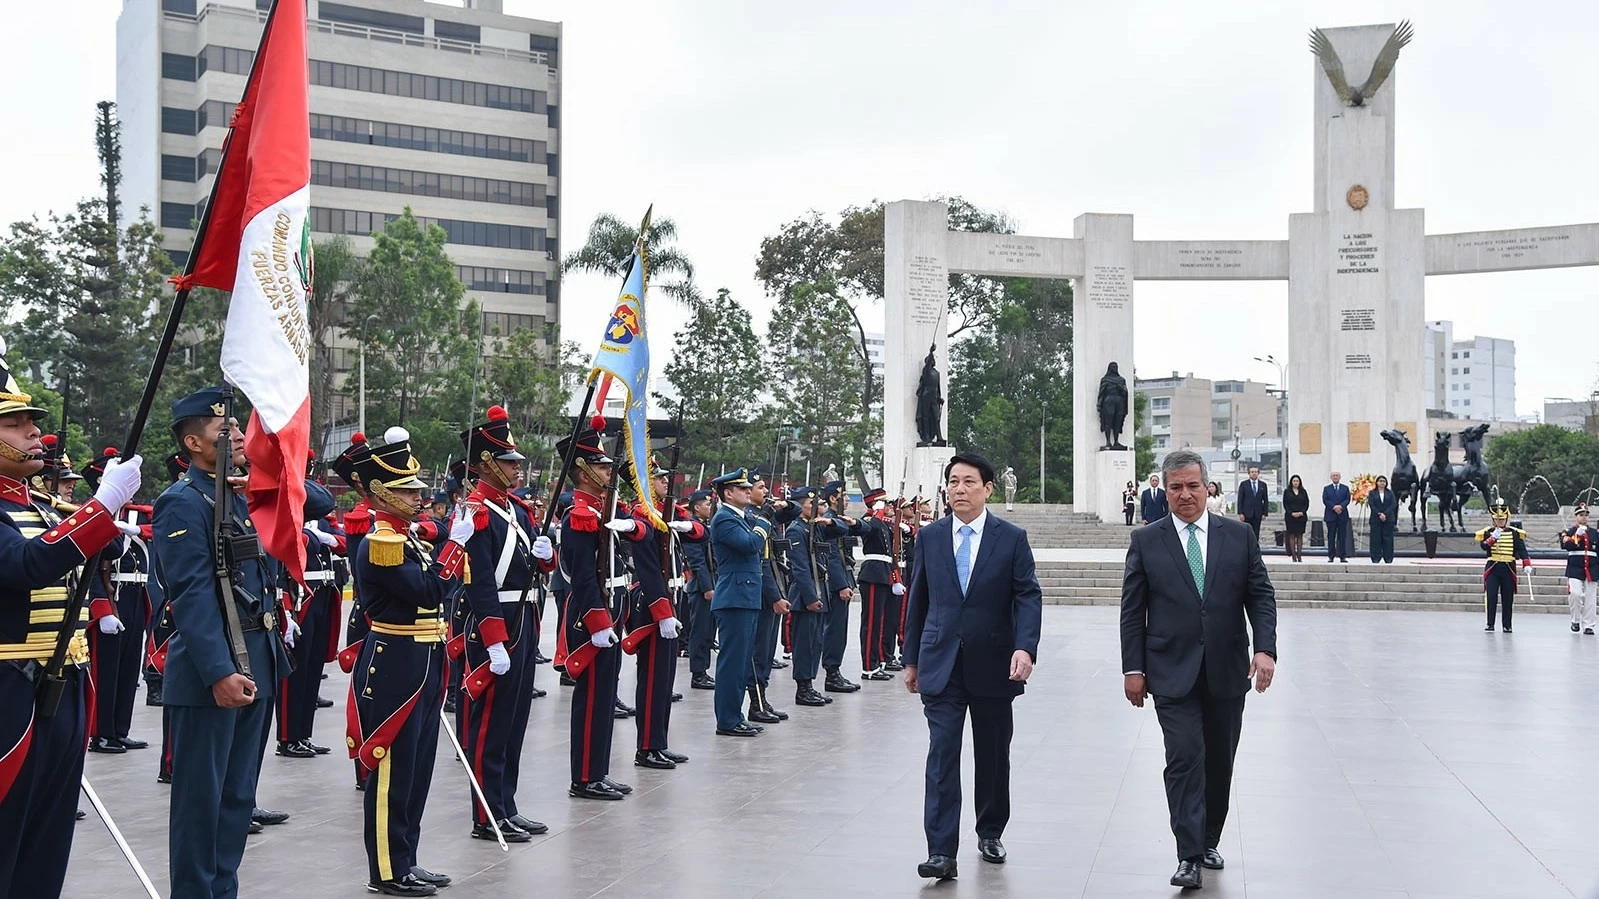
[915,344,945,447]
[1097,362,1129,451]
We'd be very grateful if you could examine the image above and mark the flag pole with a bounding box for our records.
[35,0,290,720]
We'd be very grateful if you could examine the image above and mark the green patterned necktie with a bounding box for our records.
[1185,523,1205,598]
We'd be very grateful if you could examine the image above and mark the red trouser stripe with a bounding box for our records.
[470,683,495,825]
[641,637,657,748]
[579,664,596,782]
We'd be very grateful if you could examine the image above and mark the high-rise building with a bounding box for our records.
[116,0,561,426]
[1135,372,1280,456]
[1424,320,1516,420]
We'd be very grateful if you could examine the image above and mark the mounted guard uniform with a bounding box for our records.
[82,448,155,753]
[1475,501,1530,632]
[622,478,703,767]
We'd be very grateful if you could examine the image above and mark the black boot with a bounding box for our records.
[824,668,861,693]
[748,688,780,723]
[795,680,828,707]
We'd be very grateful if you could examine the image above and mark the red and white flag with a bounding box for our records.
[186,0,312,584]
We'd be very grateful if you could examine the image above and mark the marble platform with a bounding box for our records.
[65,606,1599,898]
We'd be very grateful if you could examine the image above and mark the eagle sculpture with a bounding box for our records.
[1309,20,1414,107]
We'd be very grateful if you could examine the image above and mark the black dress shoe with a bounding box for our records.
[671,692,683,702]
[635,749,677,769]
[1570,622,1580,633]
[442,696,457,714]
[116,736,149,750]
[612,703,633,719]
[601,777,632,794]
[569,781,623,801]
[530,686,547,698]
[916,855,957,880]
[559,672,577,686]
[1201,848,1225,870]
[823,672,860,693]
[508,814,548,834]
[316,695,334,708]
[472,820,532,842]
[145,687,163,706]
[748,705,781,724]
[770,658,788,669]
[795,686,828,707]
[978,837,1006,864]
[156,771,172,784]
[1485,625,1495,632]
[251,807,290,825]
[659,749,689,764]
[766,704,789,720]
[366,874,438,896]
[884,658,904,671]
[305,739,331,755]
[690,673,716,690]
[533,651,551,664]
[277,740,317,759]
[248,820,264,835]
[1503,627,1513,634]
[716,722,762,737]
[408,867,452,887]
[1170,859,1202,889]
[76,808,86,821]
[1586,628,1595,635]
[88,736,127,754]
[861,668,894,681]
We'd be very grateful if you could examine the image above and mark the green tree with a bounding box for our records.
[1482,424,1599,513]
[659,287,770,476]
[766,281,880,487]
[484,324,584,471]
[346,208,480,464]
[1134,392,1155,481]
[306,237,361,449]
[563,212,698,304]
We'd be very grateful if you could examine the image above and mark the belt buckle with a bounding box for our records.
[262,611,276,631]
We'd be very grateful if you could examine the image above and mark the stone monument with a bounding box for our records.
[882,22,1599,518]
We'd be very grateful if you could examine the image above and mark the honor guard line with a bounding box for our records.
[883,23,1598,518]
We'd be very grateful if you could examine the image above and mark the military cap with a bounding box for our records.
[862,487,888,506]
[0,334,47,420]
[713,468,754,489]
[687,489,713,505]
[82,446,120,491]
[787,485,819,502]
[329,433,371,488]
[304,478,337,520]
[1489,500,1512,517]
[461,404,526,470]
[821,480,846,500]
[347,426,428,493]
[1576,505,1590,516]
[170,386,231,425]
[166,452,191,483]
[37,435,81,481]
[555,421,613,466]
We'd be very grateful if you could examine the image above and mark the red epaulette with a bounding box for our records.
[568,503,599,533]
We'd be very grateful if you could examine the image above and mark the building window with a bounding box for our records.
[1462,367,1470,374]
[434,20,482,43]
[310,207,544,251]
[1451,400,1459,407]
[1150,397,1170,411]
[1152,415,1170,427]
[310,159,544,207]
[161,154,196,182]
[457,266,545,294]
[546,152,559,176]
[1154,436,1170,449]
[1463,399,1471,407]
[167,249,190,270]
[161,52,197,81]
[1451,352,1458,359]
[161,0,197,12]
[318,2,424,34]
[161,106,197,135]
[1463,351,1471,358]
[481,312,539,336]
[160,202,195,229]
[1450,367,1458,375]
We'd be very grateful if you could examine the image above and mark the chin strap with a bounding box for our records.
[0,440,39,464]
[368,484,420,522]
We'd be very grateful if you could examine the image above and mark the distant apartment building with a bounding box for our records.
[116,0,561,428]
[1136,372,1281,456]
[1424,320,1516,420]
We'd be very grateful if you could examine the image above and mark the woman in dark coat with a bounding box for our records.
[1282,474,1310,562]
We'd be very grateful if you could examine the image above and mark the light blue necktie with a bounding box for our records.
[956,524,974,594]
[1185,523,1205,599]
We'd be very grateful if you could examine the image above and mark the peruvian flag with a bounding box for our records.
[186,0,312,585]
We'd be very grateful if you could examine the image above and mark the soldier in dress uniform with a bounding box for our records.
[0,340,141,899]
[454,405,557,842]
[680,489,714,662]
[1475,500,1531,633]
[333,426,472,897]
[31,434,82,503]
[274,475,340,759]
[819,481,864,694]
[745,471,795,724]
[622,459,701,767]
[886,497,916,671]
[684,486,718,689]
[1560,505,1598,635]
[558,423,646,800]
[784,486,846,708]
[854,487,899,683]
[152,386,289,899]
[83,447,155,754]
[708,468,768,737]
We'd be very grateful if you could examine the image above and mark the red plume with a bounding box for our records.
[590,415,606,433]
[350,432,367,445]
[42,434,58,448]
[103,446,119,456]
[487,404,509,422]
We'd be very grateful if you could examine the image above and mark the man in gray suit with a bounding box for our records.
[1120,449,1277,890]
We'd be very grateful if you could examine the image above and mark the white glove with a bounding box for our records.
[668,520,695,533]
[872,501,887,512]
[98,615,125,635]
[486,642,511,675]
[659,616,682,640]
[283,616,301,648]
[448,505,475,545]
[589,628,618,649]
[531,535,554,561]
[115,519,140,537]
[93,455,143,511]
[899,523,913,535]
[604,518,638,535]
[892,582,906,596]
[1490,527,1504,540]
[313,529,339,548]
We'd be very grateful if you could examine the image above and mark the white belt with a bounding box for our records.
[668,577,686,589]
[110,573,148,584]
[303,571,337,583]
[1569,551,1599,557]
[498,589,532,604]
[860,554,893,564]
[604,576,631,590]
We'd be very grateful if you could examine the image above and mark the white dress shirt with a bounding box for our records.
[952,508,989,570]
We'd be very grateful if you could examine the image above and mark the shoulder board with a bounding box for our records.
[366,531,407,567]
[568,504,599,532]
[472,507,490,531]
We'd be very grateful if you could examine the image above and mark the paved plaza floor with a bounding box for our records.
[65,606,1599,899]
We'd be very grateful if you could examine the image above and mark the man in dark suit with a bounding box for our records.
[1140,473,1168,525]
[1322,471,1352,562]
[1235,466,1268,539]
[903,453,1042,882]
[1367,475,1397,564]
[1120,449,1277,890]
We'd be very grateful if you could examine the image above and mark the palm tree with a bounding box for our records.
[563,212,700,306]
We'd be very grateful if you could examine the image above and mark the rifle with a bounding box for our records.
[660,402,686,606]
[598,427,629,635]
[211,386,255,678]
[50,374,69,496]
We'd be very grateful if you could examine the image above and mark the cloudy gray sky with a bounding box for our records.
[7,0,1596,416]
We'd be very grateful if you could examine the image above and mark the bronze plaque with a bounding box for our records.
[1299,423,1323,455]
[1393,421,1417,443]
[1346,184,1369,210]
[1347,422,1371,453]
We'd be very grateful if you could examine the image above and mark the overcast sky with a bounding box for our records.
[7,0,1596,417]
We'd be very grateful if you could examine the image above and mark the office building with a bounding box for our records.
[1424,320,1516,420]
[1136,372,1281,455]
[116,0,561,426]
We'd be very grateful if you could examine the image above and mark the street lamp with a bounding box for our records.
[1252,354,1286,391]
[358,313,379,437]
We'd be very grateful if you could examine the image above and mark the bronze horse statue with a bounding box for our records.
[1380,428,1420,531]
[1423,431,1460,531]
[1453,423,1493,515]
[1422,424,1493,531]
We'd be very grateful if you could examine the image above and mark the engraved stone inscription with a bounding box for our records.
[1339,308,1376,331]
[907,255,945,326]
[983,240,1045,267]
[1337,232,1380,274]
[1343,353,1373,371]
[1175,247,1244,270]
[1090,263,1130,311]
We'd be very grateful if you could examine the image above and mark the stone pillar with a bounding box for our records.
[883,200,951,498]
[1072,213,1136,518]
